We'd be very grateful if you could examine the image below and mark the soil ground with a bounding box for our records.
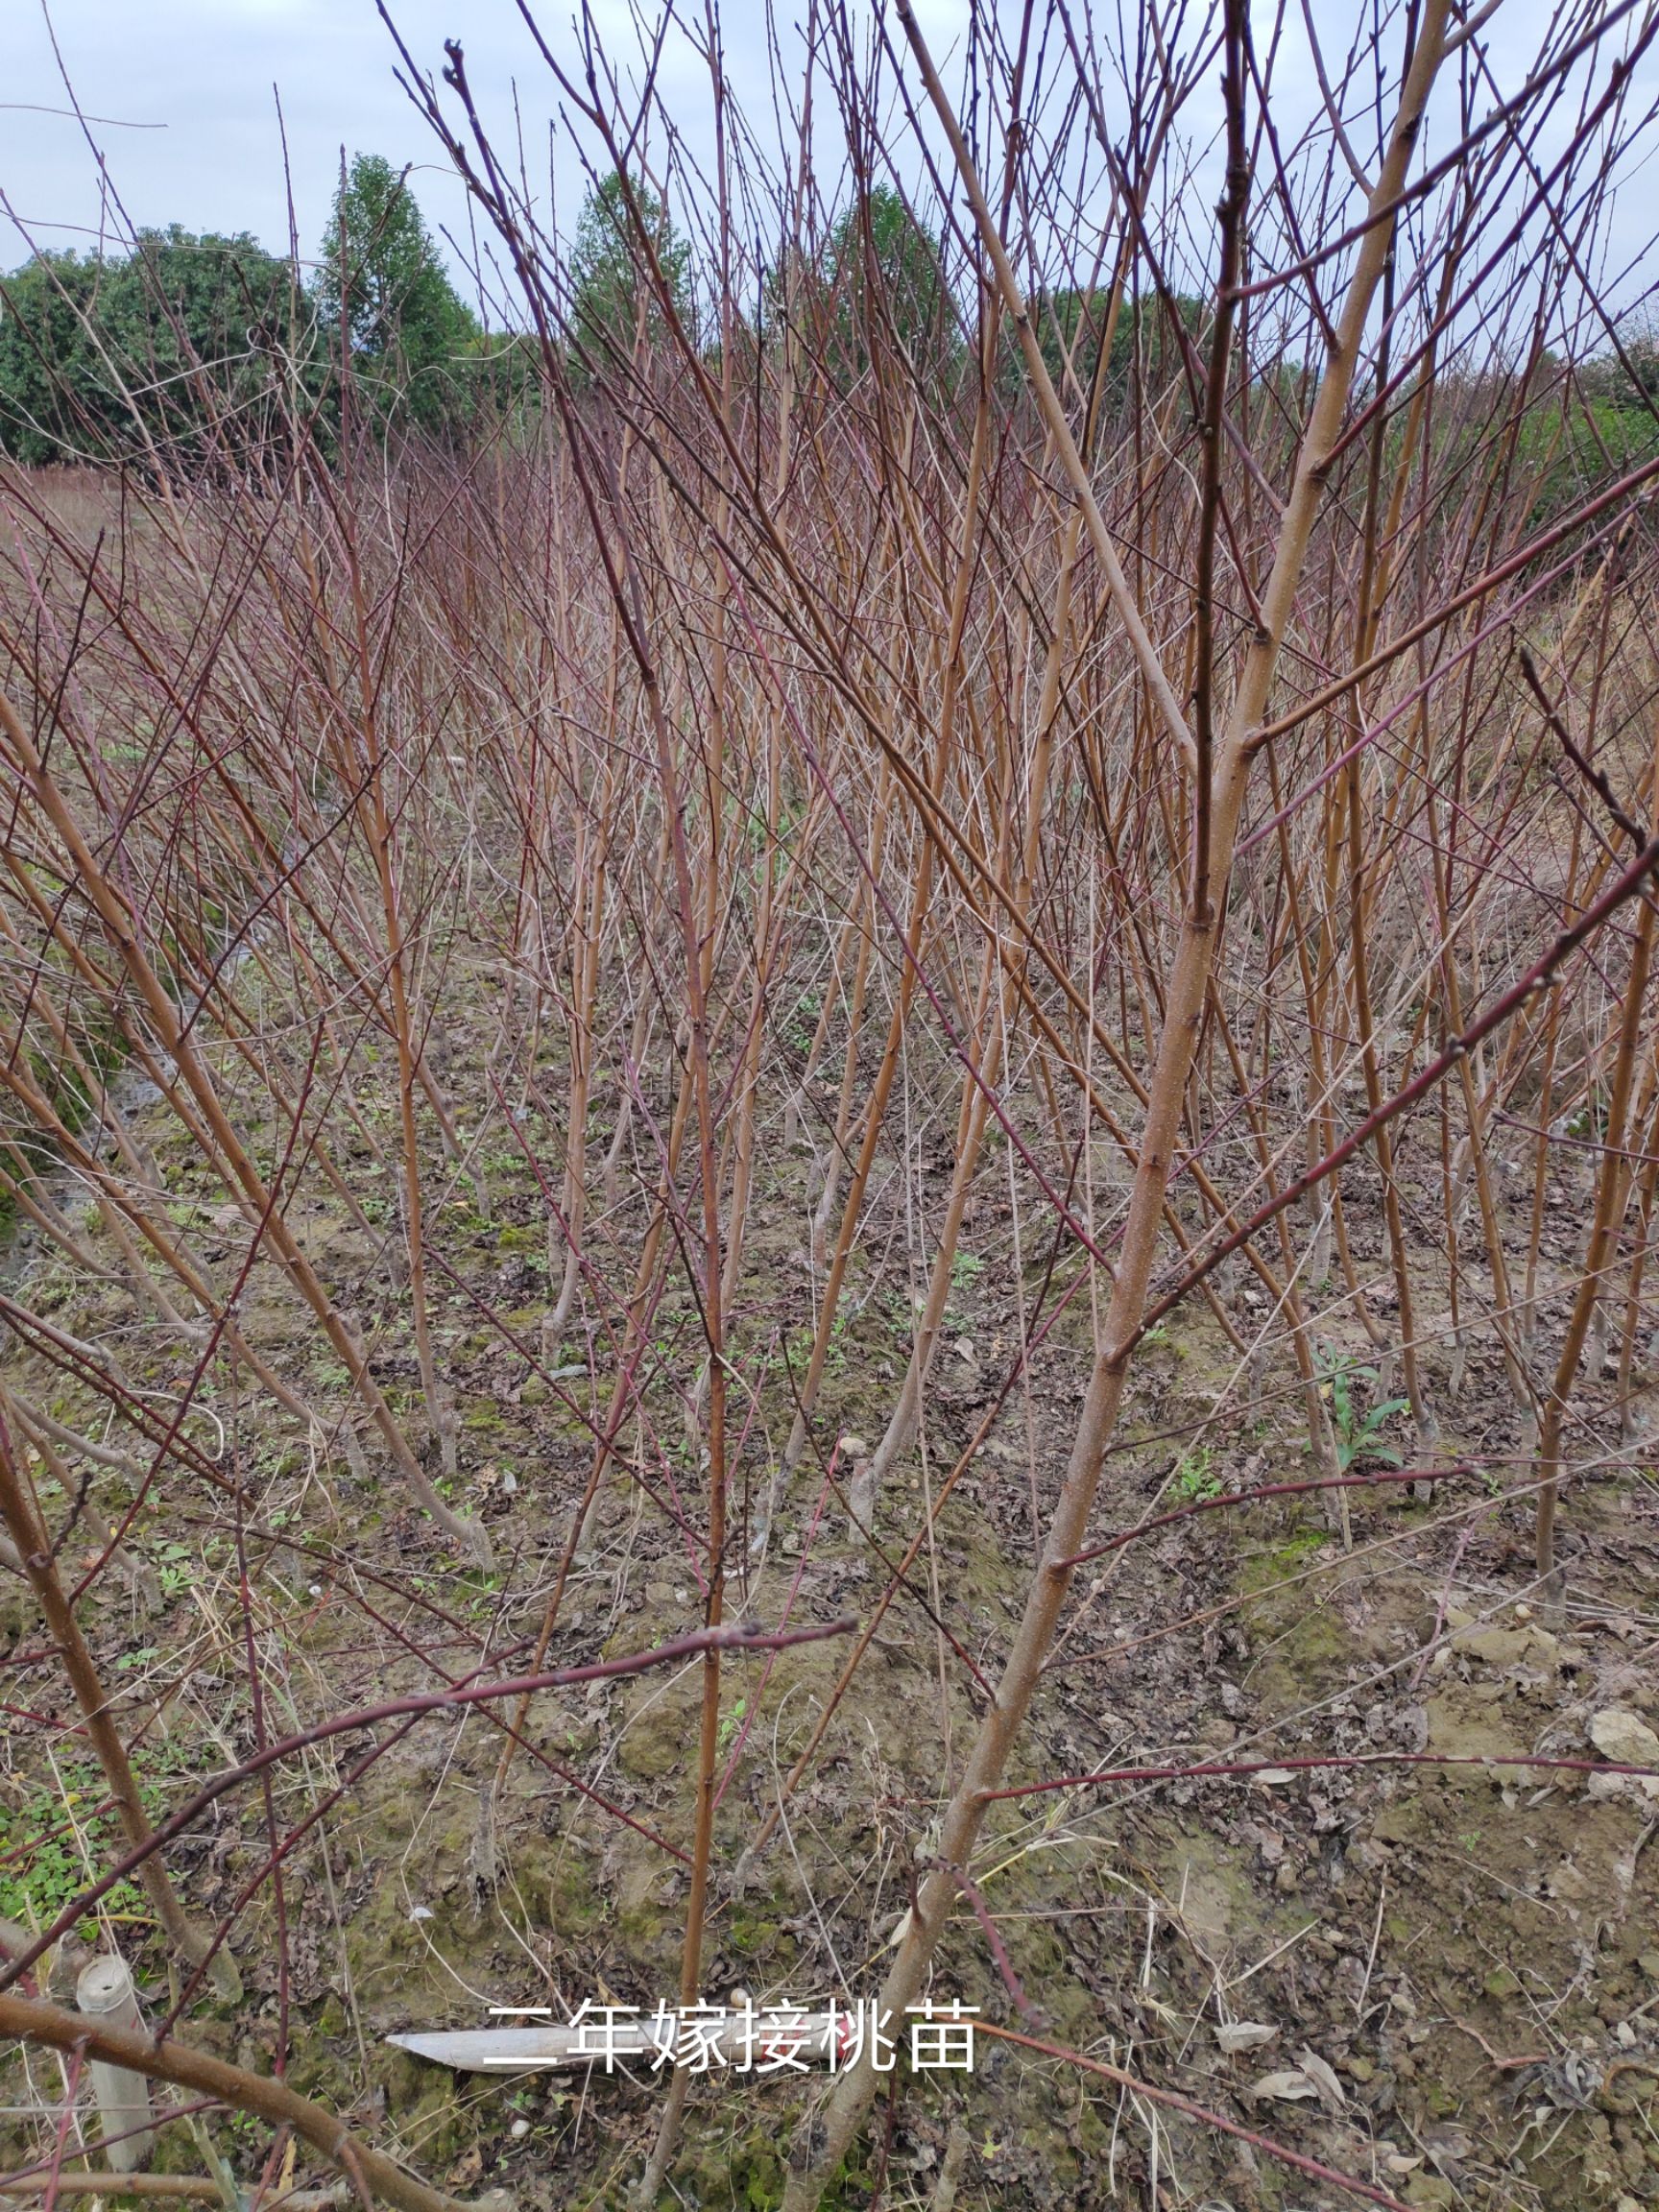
[3,978,1658,2212]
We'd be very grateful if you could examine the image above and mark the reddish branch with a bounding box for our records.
[972,2020,1412,2211]
[0,1620,853,1993]
[0,1992,499,2212]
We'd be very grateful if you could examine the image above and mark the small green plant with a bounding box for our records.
[1169,1446,1220,1504]
[786,990,822,1055]
[781,1312,848,1380]
[151,1540,194,1598]
[0,1768,155,1936]
[1566,1089,1605,1141]
[1317,1348,1407,1473]
[717,1695,748,1753]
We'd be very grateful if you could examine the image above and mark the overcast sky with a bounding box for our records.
[4,0,975,296]
[5,0,1656,326]
[4,1,653,285]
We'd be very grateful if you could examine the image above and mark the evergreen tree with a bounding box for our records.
[565,171,693,384]
[314,154,480,432]
[823,183,956,385]
[1020,286,1207,422]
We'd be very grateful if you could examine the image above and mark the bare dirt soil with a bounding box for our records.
[3,980,1658,2212]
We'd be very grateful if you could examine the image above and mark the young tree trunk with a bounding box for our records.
[0,1393,240,2000]
[783,5,1450,2192]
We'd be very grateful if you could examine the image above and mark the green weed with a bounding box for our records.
[1169,1447,1221,1504]
[1316,1347,1407,1473]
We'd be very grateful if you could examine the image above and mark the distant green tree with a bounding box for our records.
[824,183,955,385]
[464,330,546,421]
[0,228,310,466]
[314,154,480,432]
[1022,286,1205,421]
[1580,327,1659,414]
[111,226,315,445]
[565,171,693,384]
[0,251,106,463]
